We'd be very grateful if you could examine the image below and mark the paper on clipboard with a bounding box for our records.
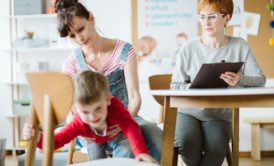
[189,62,244,88]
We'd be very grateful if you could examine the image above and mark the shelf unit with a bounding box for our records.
[0,0,76,154]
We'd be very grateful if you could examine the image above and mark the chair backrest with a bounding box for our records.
[26,72,74,127]
[25,72,74,166]
[148,74,172,106]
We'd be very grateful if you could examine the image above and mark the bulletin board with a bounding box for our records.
[244,0,274,78]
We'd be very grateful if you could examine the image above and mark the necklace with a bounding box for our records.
[88,49,101,61]
[84,44,102,61]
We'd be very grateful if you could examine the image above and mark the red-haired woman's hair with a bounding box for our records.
[198,0,234,18]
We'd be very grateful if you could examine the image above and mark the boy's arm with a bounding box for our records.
[36,116,82,150]
[120,119,149,156]
[112,98,149,156]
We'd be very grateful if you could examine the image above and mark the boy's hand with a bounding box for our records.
[107,124,121,138]
[135,153,158,164]
[23,123,35,140]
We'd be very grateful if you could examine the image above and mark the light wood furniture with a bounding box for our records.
[148,74,232,166]
[149,88,274,166]
[148,74,180,165]
[25,72,74,166]
[67,139,89,164]
[243,117,274,160]
[148,74,172,123]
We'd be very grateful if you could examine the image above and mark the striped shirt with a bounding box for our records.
[62,39,135,76]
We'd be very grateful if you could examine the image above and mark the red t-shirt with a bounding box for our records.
[37,97,148,156]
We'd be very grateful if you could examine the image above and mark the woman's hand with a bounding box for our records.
[23,123,35,140]
[124,56,142,117]
[135,153,158,164]
[220,72,241,87]
[107,124,121,138]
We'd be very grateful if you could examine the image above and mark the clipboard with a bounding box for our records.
[189,62,244,88]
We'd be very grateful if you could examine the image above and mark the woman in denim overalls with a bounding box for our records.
[55,0,162,162]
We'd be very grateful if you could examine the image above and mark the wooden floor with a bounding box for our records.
[224,158,274,166]
[4,155,274,166]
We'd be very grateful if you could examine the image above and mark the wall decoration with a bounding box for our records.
[267,0,274,46]
[138,0,198,73]
[242,12,261,36]
[229,0,244,26]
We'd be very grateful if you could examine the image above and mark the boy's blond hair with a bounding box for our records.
[73,70,109,105]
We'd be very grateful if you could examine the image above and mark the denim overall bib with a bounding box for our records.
[74,43,130,107]
[74,43,161,162]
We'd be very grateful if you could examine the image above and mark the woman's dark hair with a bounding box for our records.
[55,0,90,37]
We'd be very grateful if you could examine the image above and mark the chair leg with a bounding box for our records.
[251,124,261,160]
[226,144,232,166]
[173,147,179,166]
[25,105,39,166]
[232,108,239,166]
[43,95,56,166]
[67,139,76,164]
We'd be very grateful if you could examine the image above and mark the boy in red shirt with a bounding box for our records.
[23,70,157,163]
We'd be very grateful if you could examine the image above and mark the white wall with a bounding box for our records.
[82,0,132,43]
[0,0,14,149]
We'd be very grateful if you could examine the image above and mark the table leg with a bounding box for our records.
[232,108,239,166]
[161,96,177,166]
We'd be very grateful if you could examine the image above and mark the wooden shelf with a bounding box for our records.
[0,48,12,52]
[0,15,10,19]
[12,46,76,52]
[1,14,56,19]
[1,81,28,86]
[13,14,56,19]
[0,46,76,52]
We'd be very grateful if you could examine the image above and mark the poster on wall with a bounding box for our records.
[242,12,261,36]
[138,0,198,74]
[137,0,198,120]
[229,0,244,26]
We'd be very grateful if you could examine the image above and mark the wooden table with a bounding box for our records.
[150,87,274,166]
[68,158,159,166]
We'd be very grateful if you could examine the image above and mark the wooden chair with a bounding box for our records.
[148,74,172,123]
[148,74,232,166]
[67,138,89,164]
[24,72,74,166]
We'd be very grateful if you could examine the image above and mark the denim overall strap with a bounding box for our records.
[74,48,88,70]
[119,43,131,63]
[107,42,132,108]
